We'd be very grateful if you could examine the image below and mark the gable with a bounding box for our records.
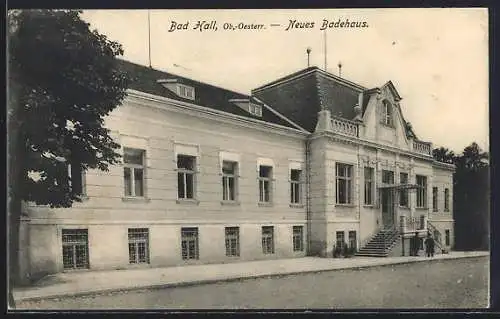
[361,84,411,149]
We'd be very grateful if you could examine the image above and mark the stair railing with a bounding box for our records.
[383,224,398,252]
[427,221,444,253]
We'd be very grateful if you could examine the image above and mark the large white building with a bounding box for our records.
[19,60,455,280]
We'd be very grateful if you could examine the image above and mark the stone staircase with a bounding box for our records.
[356,228,401,257]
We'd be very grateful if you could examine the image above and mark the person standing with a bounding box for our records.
[413,231,419,256]
[425,233,435,257]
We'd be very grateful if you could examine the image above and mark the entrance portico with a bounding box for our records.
[378,183,425,233]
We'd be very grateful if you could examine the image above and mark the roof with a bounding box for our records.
[253,66,367,93]
[252,66,366,132]
[116,59,301,130]
[252,66,416,138]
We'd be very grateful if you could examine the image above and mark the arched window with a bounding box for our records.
[382,100,393,126]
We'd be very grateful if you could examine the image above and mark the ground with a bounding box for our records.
[17,256,489,309]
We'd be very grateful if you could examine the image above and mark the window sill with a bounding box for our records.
[335,204,356,208]
[416,207,428,210]
[258,202,274,207]
[176,199,200,205]
[363,205,375,208]
[127,262,151,268]
[221,201,241,206]
[121,197,151,203]
[289,203,304,208]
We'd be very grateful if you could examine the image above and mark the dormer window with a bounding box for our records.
[249,103,262,117]
[229,99,263,117]
[157,79,195,101]
[382,100,393,126]
[177,84,195,100]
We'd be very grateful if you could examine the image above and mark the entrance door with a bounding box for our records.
[381,189,394,229]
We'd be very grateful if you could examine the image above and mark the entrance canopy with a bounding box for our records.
[378,183,423,190]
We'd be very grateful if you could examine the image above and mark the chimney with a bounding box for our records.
[306,47,311,67]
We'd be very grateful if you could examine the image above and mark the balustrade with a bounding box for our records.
[331,118,358,137]
[413,140,431,156]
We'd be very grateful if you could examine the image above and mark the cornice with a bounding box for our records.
[125,89,309,140]
[432,161,456,171]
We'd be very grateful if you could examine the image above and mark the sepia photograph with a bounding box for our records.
[7,8,489,310]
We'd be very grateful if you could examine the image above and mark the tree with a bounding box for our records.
[452,142,489,251]
[8,9,129,307]
[432,146,456,164]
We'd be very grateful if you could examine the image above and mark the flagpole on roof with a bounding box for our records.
[148,9,152,68]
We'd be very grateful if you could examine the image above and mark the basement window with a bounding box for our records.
[62,229,89,270]
[128,228,150,264]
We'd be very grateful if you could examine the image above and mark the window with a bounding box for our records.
[249,103,262,117]
[336,231,345,250]
[62,229,89,270]
[181,228,199,260]
[382,170,394,184]
[67,162,86,196]
[399,173,409,207]
[293,226,304,252]
[336,163,353,204]
[364,167,374,205]
[444,188,450,211]
[222,161,237,201]
[178,84,195,100]
[177,155,196,199]
[225,227,240,257]
[382,100,393,126]
[259,166,273,203]
[348,231,357,249]
[445,229,450,246]
[128,228,149,264]
[123,148,145,197]
[416,175,427,208]
[290,169,302,204]
[262,226,275,254]
[432,187,438,211]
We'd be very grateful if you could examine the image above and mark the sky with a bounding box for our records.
[81,8,489,154]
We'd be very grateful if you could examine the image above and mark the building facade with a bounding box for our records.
[20,60,454,280]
